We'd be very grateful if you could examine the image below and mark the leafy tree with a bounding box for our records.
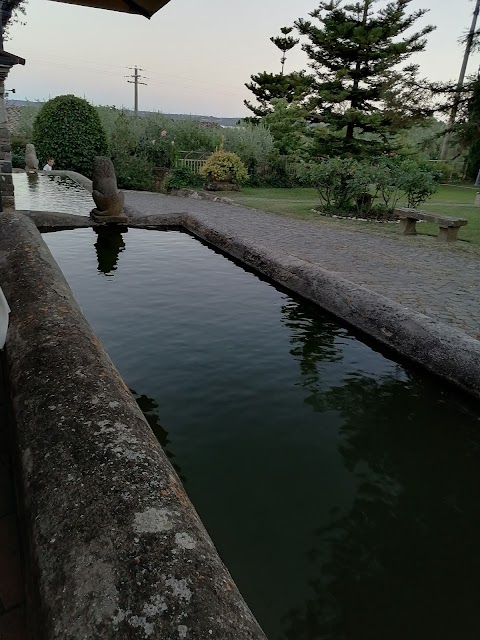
[296,0,435,156]
[1,0,28,41]
[245,24,311,119]
[33,95,108,177]
[451,75,480,180]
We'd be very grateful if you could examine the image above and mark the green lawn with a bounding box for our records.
[226,185,480,254]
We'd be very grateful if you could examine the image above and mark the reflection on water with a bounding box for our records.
[13,172,94,215]
[94,228,127,276]
[131,390,185,482]
[43,228,480,640]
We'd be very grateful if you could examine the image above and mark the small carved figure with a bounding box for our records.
[91,156,126,221]
[25,144,39,172]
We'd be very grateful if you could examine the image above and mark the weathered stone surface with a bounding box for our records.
[395,208,468,228]
[205,181,240,192]
[19,210,97,231]
[0,213,266,640]
[24,144,38,172]
[91,157,125,218]
[92,212,128,224]
[171,188,235,205]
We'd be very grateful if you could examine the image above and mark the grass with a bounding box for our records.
[225,185,480,256]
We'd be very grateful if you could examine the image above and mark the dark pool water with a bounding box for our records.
[13,173,94,215]
[44,228,480,640]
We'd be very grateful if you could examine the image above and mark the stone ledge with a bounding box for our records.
[0,213,266,640]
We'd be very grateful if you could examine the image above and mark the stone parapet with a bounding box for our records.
[0,212,266,640]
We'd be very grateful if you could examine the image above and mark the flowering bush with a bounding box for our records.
[199,150,249,185]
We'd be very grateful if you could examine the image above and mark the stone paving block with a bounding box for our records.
[0,515,24,611]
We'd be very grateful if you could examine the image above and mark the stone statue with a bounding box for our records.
[25,144,39,173]
[90,156,127,223]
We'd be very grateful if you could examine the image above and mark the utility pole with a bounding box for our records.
[440,0,480,160]
[126,66,147,115]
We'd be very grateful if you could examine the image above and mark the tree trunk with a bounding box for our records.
[345,0,371,148]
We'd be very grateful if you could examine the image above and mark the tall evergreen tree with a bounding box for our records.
[244,71,312,119]
[244,26,312,119]
[296,0,435,156]
[270,27,300,75]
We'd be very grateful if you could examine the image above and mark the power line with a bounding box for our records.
[19,49,246,93]
[25,59,246,98]
[126,66,147,115]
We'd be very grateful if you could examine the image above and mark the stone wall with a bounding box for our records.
[0,69,14,208]
[5,103,21,135]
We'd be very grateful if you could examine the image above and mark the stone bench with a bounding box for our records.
[395,208,468,242]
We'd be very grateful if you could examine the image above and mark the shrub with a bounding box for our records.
[301,158,360,214]
[394,159,437,208]
[302,157,438,218]
[33,95,108,177]
[163,166,203,192]
[107,111,154,190]
[11,151,25,169]
[223,122,274,168]
[10,136,27,169]
[113,156,154,191]
[199,150,249,185]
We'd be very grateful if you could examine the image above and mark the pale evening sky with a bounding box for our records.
[5,0,480,117]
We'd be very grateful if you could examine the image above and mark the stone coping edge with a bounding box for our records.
[0,212,266,640]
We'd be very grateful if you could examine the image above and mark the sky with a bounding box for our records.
[5,0,480,117]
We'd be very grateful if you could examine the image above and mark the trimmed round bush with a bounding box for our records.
[33,95,108,177]
[199,150,249,185]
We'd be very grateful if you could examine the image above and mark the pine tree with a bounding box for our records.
[270,27,300,75]
[244,26,312,119]
[296,0,435,156]
[244,71,312,119]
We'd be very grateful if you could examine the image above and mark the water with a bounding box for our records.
[44,228,480,640]
[13,173,94,215]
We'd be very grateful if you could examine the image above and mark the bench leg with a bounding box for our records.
[399,218,417,235]
[438,226,460,242]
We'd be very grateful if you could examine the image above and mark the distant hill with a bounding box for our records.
[5,99,241,127]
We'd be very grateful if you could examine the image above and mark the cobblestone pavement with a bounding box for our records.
[125,191,480,341]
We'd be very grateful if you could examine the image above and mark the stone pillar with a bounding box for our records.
[0,49,25,210]
[0,64,14,208]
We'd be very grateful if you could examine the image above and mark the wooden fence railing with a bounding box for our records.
[176,158,208,174]
[176,154,304,178]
